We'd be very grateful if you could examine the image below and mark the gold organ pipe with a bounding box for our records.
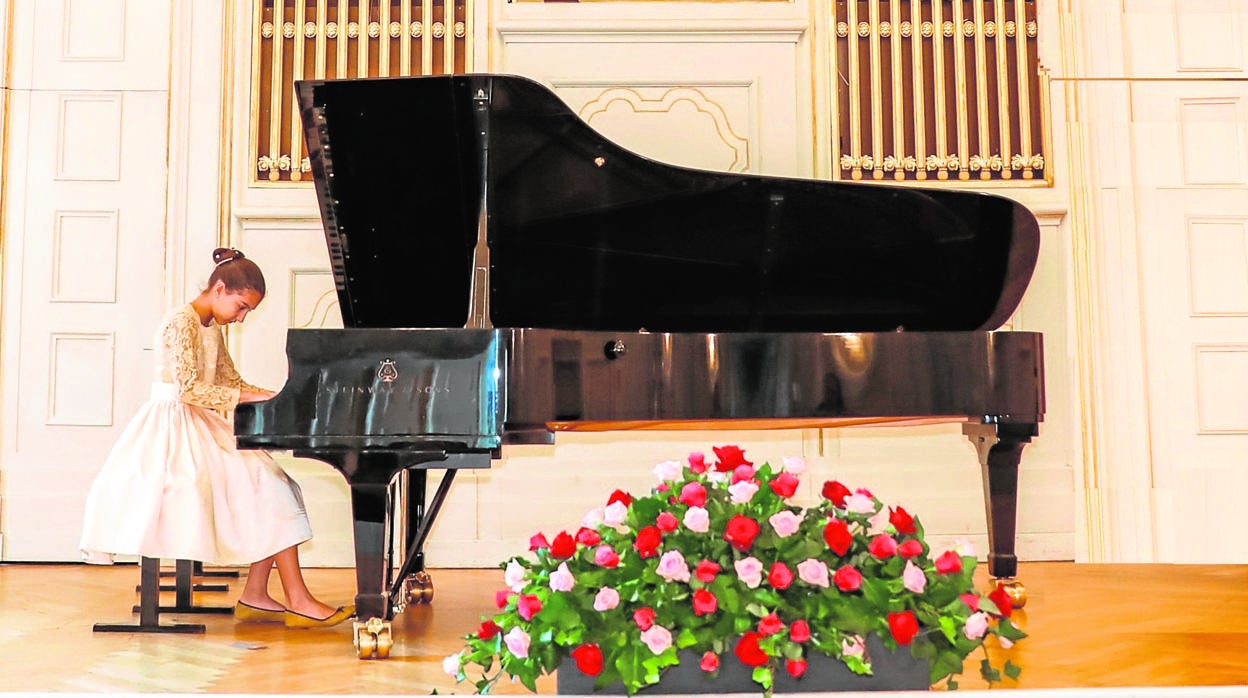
[400,0,412,76]
[464,0,474,69]
[444,1,456,73]
[972,0,989,179]
[847,0,862,179]
[336,0,348,78]
[1016,0,1033,178]
[952,0,970,179]
[314,0,327,79]
[994,0,1012,179]
[250,0,264,182]
[930,0,947,179]
[268,0,286,182]
[889,0,905,180]
[289,0,307,182]
[378,0,390,77]
[910,0,926,180]
[422,0,434,75]
[356,1,369,78]
[868,0,884,180]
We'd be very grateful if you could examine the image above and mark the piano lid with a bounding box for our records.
[296,74,1040,332]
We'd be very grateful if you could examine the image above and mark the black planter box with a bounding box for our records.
[556,634,930,694]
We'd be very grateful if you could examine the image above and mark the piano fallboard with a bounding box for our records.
[235,326,1043,452]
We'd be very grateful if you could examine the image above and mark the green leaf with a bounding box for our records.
[979,658,1002,683]
[1004,660,1022,680]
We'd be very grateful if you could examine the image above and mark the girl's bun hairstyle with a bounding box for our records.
[208,247,266,296]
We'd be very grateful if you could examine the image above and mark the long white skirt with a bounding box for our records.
[79,383,312,566]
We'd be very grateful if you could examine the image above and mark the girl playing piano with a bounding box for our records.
[79,247,353,629]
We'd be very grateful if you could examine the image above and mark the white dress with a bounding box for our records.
[79,305,312,566]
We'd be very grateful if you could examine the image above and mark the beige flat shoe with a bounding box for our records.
[234,601,286,623]
[284,605,356,629]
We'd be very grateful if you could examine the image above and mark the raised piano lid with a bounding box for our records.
[295,74,1040,333]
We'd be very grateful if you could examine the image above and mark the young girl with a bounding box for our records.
[79,247,353,628]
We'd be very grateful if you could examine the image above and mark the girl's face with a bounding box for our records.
[211,281,263,325]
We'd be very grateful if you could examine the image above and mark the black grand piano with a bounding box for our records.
[235,74,1044,658]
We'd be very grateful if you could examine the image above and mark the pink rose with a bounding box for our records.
[593,545,620,568]
[782,455,806,474]
[504,559,526,591]
[633,607,656,630]
[549,562,575,592]
[528,533,549,550]
[728,479,760,504]
[902,559,927,594]
[575,527,601,547]
[517,594,542,621]
[593,586,619,611]
[678,482,707,507]
[656,550,691,582]
[842,634,865,658]
[504,626,530,658]
[731,464,756,483]
[845,492,876,514]
[964,611,990,640]
[653,459,683,482]
[758,612,784,636]
[603,501,628,526]
[655,511,679,532]
[797,558,830,587]
[768,510,803,538]
[897,539,924,558]
[688,452,708,474]
[734,557,764,588]
[683,506,710,533]
[699,651,719,672]
[640,625,673,654]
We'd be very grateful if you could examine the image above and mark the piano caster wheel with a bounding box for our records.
[406,571,434,605]
[993,578,1027,609]
[354,618,393,659]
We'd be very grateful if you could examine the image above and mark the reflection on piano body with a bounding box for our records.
[234,74,1044,657]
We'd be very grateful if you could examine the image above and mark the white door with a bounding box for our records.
[1132,81,1248,562]
[0,1,171,560]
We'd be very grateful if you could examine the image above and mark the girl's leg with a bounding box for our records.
[272,545,337,619]
[238,556,284,611]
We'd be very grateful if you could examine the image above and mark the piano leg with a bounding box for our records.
[963,421,1037,608]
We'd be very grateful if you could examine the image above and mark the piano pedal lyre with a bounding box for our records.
[404,570,434,606]
[353,617,393,659]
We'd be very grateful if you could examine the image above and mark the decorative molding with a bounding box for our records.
[61,0,127,62]
[1186,216,1248,317]
[46,332,115,426]
[1193,344,1248,434]
[54,93,123,181]
[50,209,120,303]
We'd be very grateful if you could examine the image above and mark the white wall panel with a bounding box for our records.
[47,332,115,426]
[1188,218,1248,315]
[55,94,124,181]
[1178,99,1246,186]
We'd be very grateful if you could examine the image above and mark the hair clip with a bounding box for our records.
[215,248,245,266]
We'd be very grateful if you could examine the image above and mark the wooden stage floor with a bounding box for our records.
[2,561,1247,694]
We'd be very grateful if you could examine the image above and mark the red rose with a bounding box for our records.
[633,606,656,630]
[960,593,980,611]
[692,588,718,616]
[758,612,784,636]
[823,519,852,555]
[656,511,679,532]
[897,539,924,558]
[712,445,752,472]
[868,534,898,559]
[571,644,604,676]
[833,564,862,592]
[575,527,601,546]
[789,619,811,643]
[768,562,794,590]
[517,594,542,621]
[699,651,720,672]
[934,550,962,574]
[889,506,917,534]
[785,658,808,678]
[887,610,919,645]
[733,632,769,666]
[821,480,851,507]
[695,560,720,582]
[529,533,549,550]
[723,515,760,551]
[495,589,513,608]
[550,531,577,558]
[607,489,633,507]
[634,525,662,558]
[988,587,1014,618]
[769,471,800,498]
[477,620,502,639]
[689,452,708,474]
[678,482,707,507]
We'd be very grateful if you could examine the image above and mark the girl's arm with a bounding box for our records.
[214,331,270,396]
[163,311,244,411]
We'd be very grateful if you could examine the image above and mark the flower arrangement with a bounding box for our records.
[445,445,1024,694]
